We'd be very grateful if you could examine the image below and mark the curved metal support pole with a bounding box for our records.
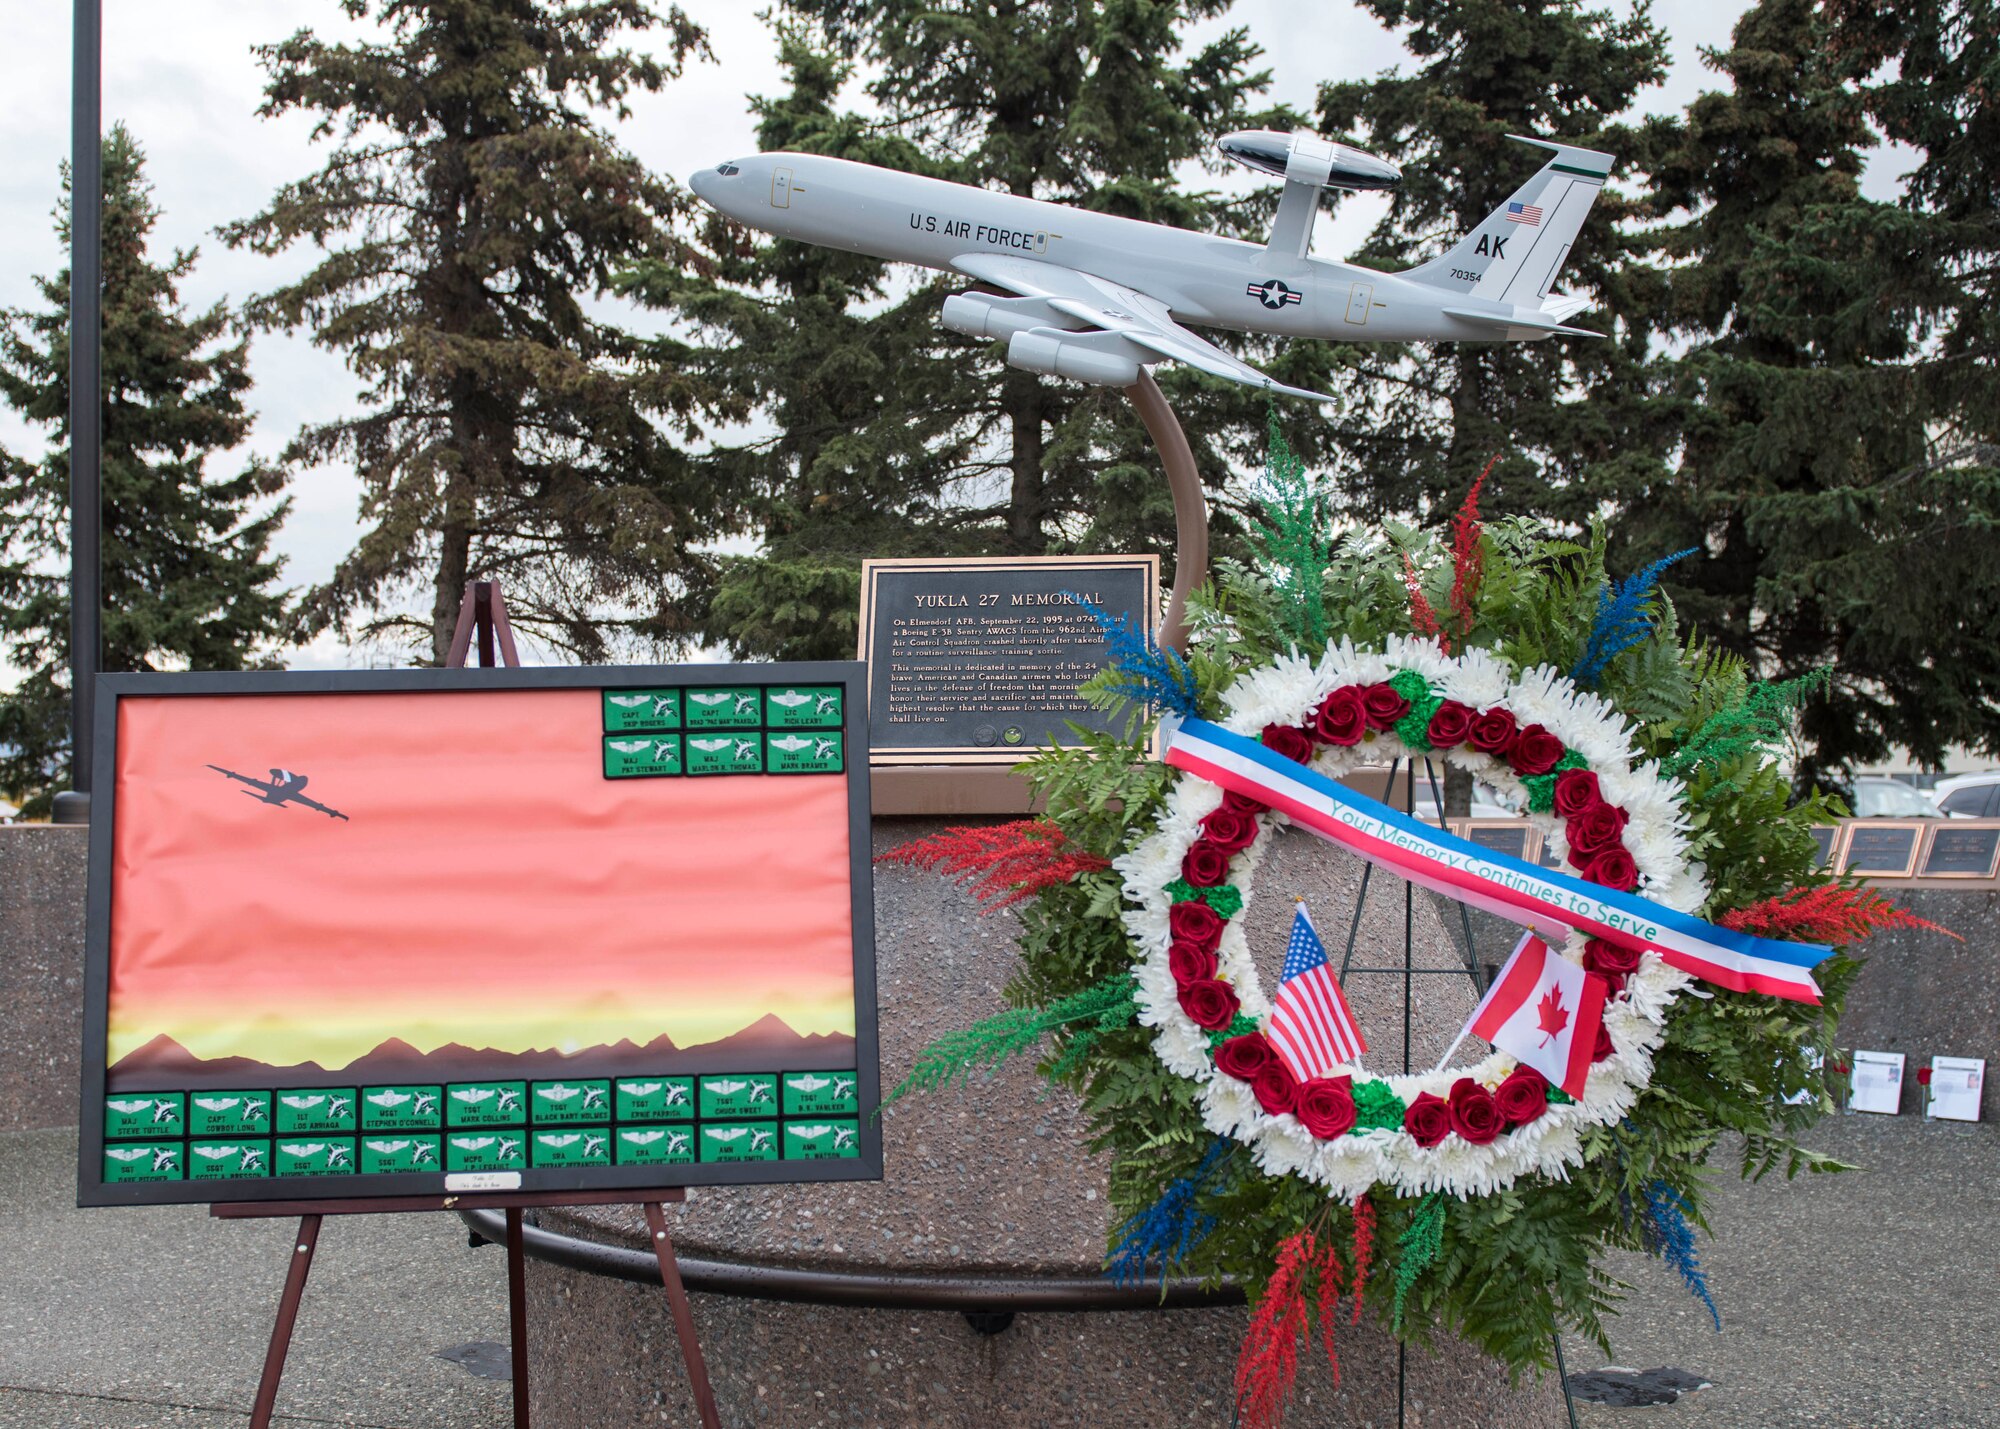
[1124,372,1209,653]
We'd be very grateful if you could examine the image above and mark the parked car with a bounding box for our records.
[1931,771,2000,819]
[1849,776,1945,819]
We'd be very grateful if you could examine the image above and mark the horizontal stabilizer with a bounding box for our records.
[1443,306,1602,339]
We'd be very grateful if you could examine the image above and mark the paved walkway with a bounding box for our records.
[0,1128,511,1427]
[6,1115,1996,1426]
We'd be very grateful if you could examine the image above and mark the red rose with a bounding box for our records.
[1567,802,1629,856]
[1177,977,1241,1031]
[1584,847,1640,892]
[1507,723,1565,777]
[1168,900,1224,952]
[1494,1066,1549,1126]
[1468,707,1519,755]
[1296,1076,1358,1139]
[1447,1076,1503,1144]
[1253,1061,1300,1116]
[1215,1032,1277,1083]
[1223,790,1269,816]
[1313,687,1368,746]
[1426,699,1475,748]
[1918,1066,1933,1086]
[1361,682,1411,731]
[1582,937,1641,977]
[1593,1022,1614,1063]
[1261,724,1314,764]
[1552,768,1601,818]
[1200,807,1258,854]
[1167,940,1218,987]
[1403,1091,1452,1148]
[1181,840,1231,888]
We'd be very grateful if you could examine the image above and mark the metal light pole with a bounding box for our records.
[52,0,101,825]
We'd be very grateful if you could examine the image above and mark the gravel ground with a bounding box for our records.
[1565,1113,2000,1427]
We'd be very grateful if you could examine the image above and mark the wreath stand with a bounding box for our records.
[1324,754,1583,1429]
[213,579,723,1429]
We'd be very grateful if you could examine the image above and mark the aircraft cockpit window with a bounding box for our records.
[715,163,741,176]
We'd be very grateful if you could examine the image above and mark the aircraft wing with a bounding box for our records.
[290,793,351,822]
[951,253,1335,403]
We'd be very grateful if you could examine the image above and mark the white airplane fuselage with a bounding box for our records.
[691,153,1523,345]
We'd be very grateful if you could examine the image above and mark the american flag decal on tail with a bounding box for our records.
[1267,903,1368,1080]
[1506,201,1543,226]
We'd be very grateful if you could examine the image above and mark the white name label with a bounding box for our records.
[445,1171,522,1192]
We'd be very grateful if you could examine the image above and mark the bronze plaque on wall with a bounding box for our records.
[858,555,1159,764]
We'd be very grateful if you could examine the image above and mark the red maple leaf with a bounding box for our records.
[1536,985,1569,1048]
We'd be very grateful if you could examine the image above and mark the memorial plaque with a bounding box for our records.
[1808,825,1839,867]
[1919,825,2000,879]
[1463,821,1535,863]
[1840,823,1923,877]
[859,555,1159,764]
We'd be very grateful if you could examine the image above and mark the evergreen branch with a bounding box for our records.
[1570,548,1697,687]
[1251,405,1332,651]
[1447,455,1497,638]
[1390,1192,1446,1331]
[1720,884,1961,944]
[1664,669,1831,779]
[1068,594,1200,717]
[1234,1228,1313,1429]
[881,974,1137,1106]
[1105,1138,1231,1287]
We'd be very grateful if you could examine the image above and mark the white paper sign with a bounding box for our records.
[1927,1056,1985,1122]
[1849,1050,1905,1115]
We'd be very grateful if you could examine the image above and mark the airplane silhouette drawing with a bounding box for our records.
[207,765,350,821]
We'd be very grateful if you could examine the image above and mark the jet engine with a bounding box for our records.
[1218,129,1400,191]
[1005,330,1146,387]
[940,292,1069,342]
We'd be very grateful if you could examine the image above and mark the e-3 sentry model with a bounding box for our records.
[689,130,1612,401]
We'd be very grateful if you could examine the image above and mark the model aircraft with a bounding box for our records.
[206,764,350,821]
[690,130,1611,400]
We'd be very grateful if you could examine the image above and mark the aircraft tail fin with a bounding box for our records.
[1402,136,1613,305]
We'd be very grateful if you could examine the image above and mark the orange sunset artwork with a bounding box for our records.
[105,688,859,1090]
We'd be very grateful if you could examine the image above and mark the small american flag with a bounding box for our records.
[1267,903,1368,1080]
[1506,201,1543,226]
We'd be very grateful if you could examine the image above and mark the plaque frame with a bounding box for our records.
[1838,820,1926,879]
[1917,823,2000,880]
[857,554,1161,766]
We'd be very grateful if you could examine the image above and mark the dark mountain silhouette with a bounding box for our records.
[107,1019,855,1091]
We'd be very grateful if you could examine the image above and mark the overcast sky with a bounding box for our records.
[0,1,1910,676]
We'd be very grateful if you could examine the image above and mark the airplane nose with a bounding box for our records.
[688,167,717,204]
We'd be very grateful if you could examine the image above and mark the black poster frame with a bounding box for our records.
[78,662,882,1207]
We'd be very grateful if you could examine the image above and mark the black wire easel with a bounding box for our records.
[1331,757,1583,1429]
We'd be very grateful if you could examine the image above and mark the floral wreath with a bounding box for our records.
[1125,636,1700,1201]
[879,440,1938,1416]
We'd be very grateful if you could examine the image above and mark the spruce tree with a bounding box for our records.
[1631,0,2000,781]
[1312,0,1671,520]
[0,125,288,815]
[224,0,743,662]
[622,4,1306,661]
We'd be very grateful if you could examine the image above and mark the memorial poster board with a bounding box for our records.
[858,555,1159,764]
[1926,1056,1985,1122]
[1848,1050,1905,1115]
[1460,821,1537,864]
[81,665,881,1206]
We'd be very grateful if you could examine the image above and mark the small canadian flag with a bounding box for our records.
[1457,934,1610,1098]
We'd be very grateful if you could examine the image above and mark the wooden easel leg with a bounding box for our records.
[506,1206,532,1429]
[643,1202,722,1429]
[249,1214,321,1429]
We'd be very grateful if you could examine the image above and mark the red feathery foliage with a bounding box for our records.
[876,820,1111,913]
[1349,1196,1376,1326]
[1402,554,1448,651]
[1719,884,1961,944]
[1448,455,1498,638]
[1234,1230,1313,1429]
[1311,1232,1343,1384]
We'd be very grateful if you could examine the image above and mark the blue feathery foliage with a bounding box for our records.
[1068,593,1201,718]
[1641,1180,1721,1330]
[1569,548,1698,687]
[1105,1138,1231,1286]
